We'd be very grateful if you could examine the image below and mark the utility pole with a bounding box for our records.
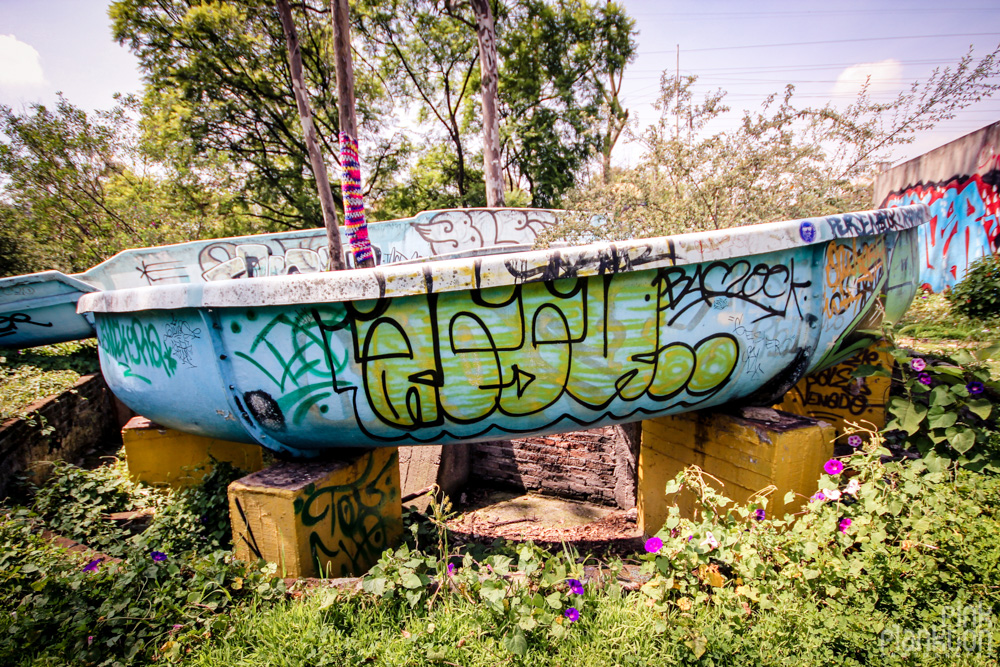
[470,0,505,207]
[276,0,347,271]
[675,44,680,140]
[331,0,375,268]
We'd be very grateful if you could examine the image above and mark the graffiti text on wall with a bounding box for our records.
[883,169,1000,292]
[780,345,891,434]
[294,450,399,577]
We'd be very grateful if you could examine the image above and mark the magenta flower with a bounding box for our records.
[918,372,932,385]
[847,435,863,448]
[967,381,985,395]
[754,509,765,521]
[824,459,844,475]
[87,636,94,646]
[644,536,663,553]
[83,558,101,573]
[564,607,580,622]
[839,517,852,533]
[910,358,926,372]
[447,562,455,577]
[811,491,826,502]
[567,578,584,595]
[171,624,183,633]
[151,551,167,562]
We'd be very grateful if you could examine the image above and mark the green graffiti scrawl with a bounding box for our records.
[233,306,351,424]
[100,317,180,379]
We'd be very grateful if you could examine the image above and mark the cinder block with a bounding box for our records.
[228,448,402,578]
[777,342,894,436]
[638,408,835,535]
[122,417,264,487]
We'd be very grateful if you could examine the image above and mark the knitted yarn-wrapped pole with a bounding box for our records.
[331,0,375,269]
[339,131,372,266]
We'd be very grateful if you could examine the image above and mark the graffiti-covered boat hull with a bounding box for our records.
[76,206,928,457]
[1,208,558,349]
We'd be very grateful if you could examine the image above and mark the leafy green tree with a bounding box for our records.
[111,0,406,229]
[354,0,637,209]
[498,0,635,205]
[0,96,246,275]
[553,45,1000,243]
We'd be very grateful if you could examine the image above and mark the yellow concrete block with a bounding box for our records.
[777,342,894,436]
[638,409,835,535]
[122,417,264,487]
[228,448,402,579]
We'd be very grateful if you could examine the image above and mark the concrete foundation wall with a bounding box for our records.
[0,373,124,497]
[471,423,640,508]
[874,121,1000,292]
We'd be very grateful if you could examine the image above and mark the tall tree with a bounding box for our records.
[0,96,245,274]
[331,0,375,267]
[498,0,636,205]
[551,46,1000,244]
[469,0,505,206]
[355,0,636,208]
[276,0,347,269]
[111,0,404,230]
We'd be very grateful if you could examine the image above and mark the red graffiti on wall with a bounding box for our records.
[882,170,1000,292]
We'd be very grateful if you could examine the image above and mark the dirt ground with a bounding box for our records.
[443,487,645,558]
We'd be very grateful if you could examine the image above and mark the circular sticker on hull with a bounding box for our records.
[800,221,816,243]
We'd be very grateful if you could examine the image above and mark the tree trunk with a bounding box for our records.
[470,0,505,207]
[331,0,375,268]
[276,0,346,271]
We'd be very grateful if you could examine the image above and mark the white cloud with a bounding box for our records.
[833,59,903,100]
[0,35,46,88]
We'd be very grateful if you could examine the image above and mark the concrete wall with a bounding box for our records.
[0,373,125,497]
[471,423,640,509]
[874,121,1000,292]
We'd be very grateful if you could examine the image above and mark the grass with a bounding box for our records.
[893,292,1000,343]
[184,590,681,667]
[2,294,999,666]
[0,340,100,421]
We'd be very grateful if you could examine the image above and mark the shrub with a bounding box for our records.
[857,345,1000,473]
[949,253,1000,319]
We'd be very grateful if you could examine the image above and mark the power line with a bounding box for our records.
[642,34,1000,54]
[626,59,965,75]
[632,8,999,19]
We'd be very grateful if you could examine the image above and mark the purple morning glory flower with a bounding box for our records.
[918,372,932,386]
[447,562,455,577]
[910,358,926,372]
[151,551,167,562]
[564,607,580,622]
[824,459,844,475]
[967,381,985,395]
[567,578,584,595]
[847,435,863,448]
[754,509,765,521]
[644,536,663,553]
[83,558,101,573]
[839,518,852,533]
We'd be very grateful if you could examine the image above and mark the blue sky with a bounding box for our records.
[1,0,999,168]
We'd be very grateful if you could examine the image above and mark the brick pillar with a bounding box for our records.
[122,417,264,487]
[228,447,402,578]
[638,408,835,535]
[776,342,894,436]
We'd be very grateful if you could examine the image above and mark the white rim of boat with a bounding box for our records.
[78,205,928,313]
